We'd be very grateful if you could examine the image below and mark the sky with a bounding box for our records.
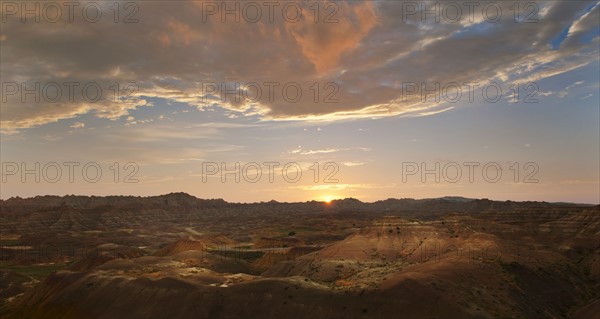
[1,0,599,203]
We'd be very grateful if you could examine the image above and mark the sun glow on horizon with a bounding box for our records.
[321,195,338,203]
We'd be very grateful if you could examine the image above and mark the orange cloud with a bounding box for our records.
[285,1,379,74]
[158,20,197,47]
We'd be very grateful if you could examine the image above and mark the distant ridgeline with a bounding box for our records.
[0,192,596,234]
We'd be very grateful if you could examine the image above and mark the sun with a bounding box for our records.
[321,195,336,203]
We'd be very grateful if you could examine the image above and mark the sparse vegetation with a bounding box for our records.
[0,195,597,318]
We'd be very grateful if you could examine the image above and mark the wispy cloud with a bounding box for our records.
[291,183,396,191]
[342,162,365,167]
[70,122,85,129]
[290,147,371,155]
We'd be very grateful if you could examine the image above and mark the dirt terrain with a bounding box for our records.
[0,193,598,318]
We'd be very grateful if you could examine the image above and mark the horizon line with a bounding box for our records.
[1,192,598,206]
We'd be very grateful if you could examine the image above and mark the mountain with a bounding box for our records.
[1,194,598,318]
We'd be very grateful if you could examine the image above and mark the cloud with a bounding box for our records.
[42,134,62,142]
[566,81,585,90]
[284,1,379,73]
[290,147,370,155]
[291,183,396,191]
[295,148,339,155]
[342,162,365,167]
[563,2,600,48]
[1,1,598,133]
[559,180,600,185]
[557,80,587,97]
